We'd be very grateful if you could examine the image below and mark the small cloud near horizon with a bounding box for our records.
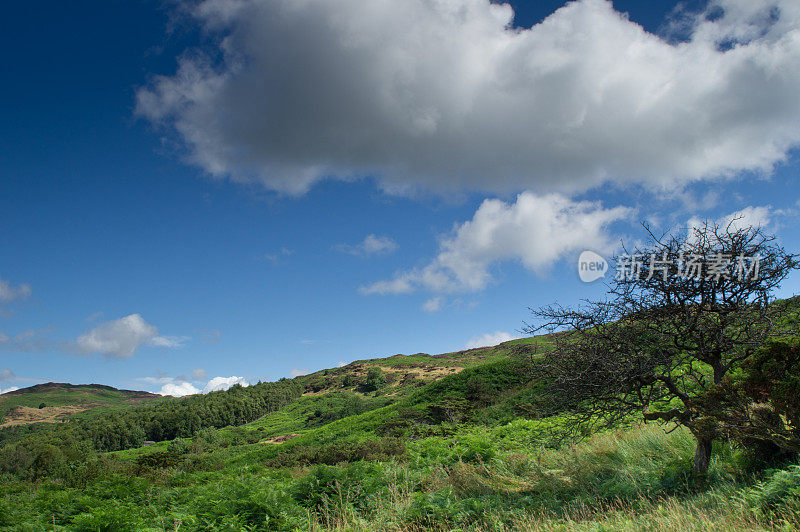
[149,373,249,397]
[463,331,521,350]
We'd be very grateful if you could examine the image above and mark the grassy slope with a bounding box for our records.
[0,382,160,425]
[4,332,800,530]
[114,336,546,461]
[95,396,800,530]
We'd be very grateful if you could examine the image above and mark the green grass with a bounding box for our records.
[4,422,800,530]
[2,329,800,530]
[331,335,549,371]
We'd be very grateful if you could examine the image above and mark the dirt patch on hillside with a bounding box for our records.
[381,365,463,379]
[301,364,464,397]
[260,434,299,444]
[0,405,91,428]
[302,389,334,397]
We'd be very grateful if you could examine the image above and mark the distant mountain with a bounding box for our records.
[0,382,159,428]
[2,382,158,398]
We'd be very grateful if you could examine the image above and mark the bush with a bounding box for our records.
[362,367,387,392]
[32,445,66,478]
[465,377,496,405]
[265,437,406,467]
[135,450,181,469]
[190,476,307,530]
[736,464,800,513]
[290,462,388,518]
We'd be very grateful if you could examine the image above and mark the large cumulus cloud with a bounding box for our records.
[138,0,800,195]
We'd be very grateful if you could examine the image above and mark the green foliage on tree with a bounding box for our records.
[528,221,798,474]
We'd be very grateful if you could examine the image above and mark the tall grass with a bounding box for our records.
[0,407,800,531]
[266,425,800,531]
[4,421,800,530]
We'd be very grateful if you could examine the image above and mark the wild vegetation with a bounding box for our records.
[1,224,799,530]
[0,333,799,530]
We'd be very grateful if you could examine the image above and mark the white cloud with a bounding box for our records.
[335,234,398,256]
[0,368,15,382]
[337,360,347,368]
[0,329,53,353]
[0,277,31,303]
[422,297,444,313]
[85,312,103,323]
[720,206,773,231]
[361,277,415,296]
[203,376,249,393]
[464,331,521,349]
[688,205,774,240]
[151,373,248,396]
[290,368,309,377]
[159,381,201,397]
[0,386,20,395]
[263,247,293,264]
[200,329,221,344]
[362,192,632,294]
[75,314,183,359]
[138,0,800,195]
[148,335,189,348]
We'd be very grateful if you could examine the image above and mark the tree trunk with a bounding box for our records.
[693,436,713,474]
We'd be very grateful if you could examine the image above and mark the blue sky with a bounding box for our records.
[2,0,800,396]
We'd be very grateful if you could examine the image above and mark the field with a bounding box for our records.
[0,335,799,530]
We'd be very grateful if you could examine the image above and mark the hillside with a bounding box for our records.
[1,333,799,530]
[0,382,159,428]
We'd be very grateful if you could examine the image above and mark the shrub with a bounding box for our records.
[265,437,406,467]
[32,445,66,478]
[362,367,387,392]
[135,450,181,469]
[735,464,800,514]
[465,377,496,405]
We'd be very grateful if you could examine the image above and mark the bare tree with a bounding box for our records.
[526,221,798,474]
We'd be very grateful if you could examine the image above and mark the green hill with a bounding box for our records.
[0,382,159,427]
[1,333,799,530]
